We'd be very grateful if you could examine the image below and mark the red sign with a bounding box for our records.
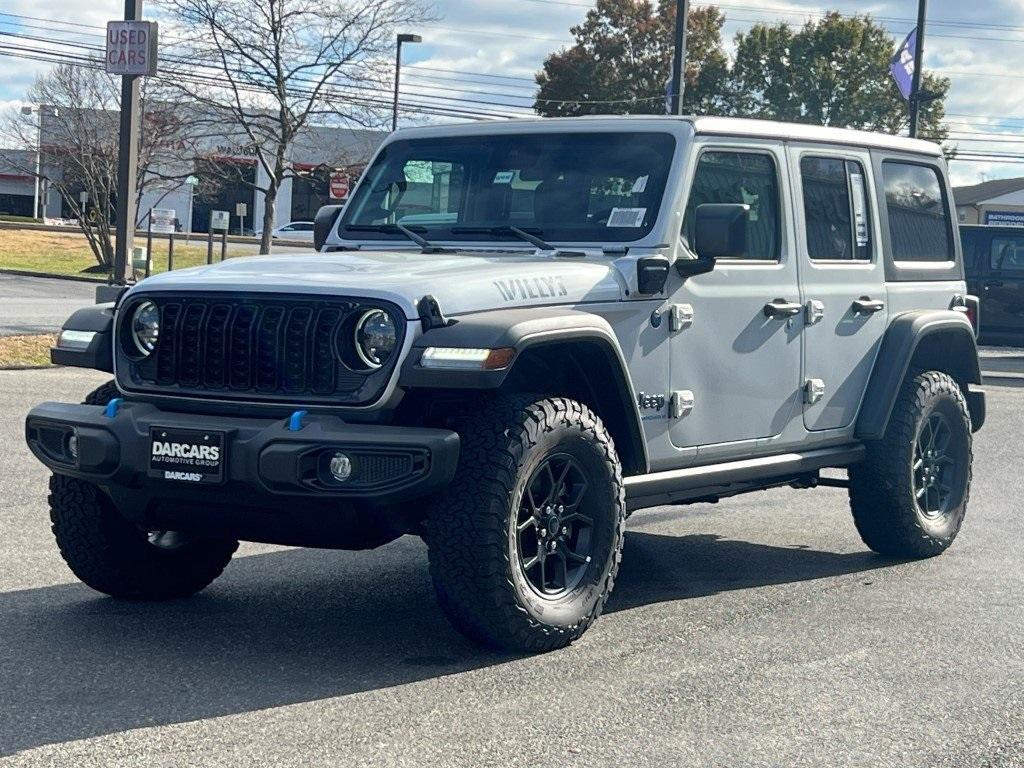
[330,174,350,200]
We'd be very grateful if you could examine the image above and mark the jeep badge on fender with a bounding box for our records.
[25,116,984,653]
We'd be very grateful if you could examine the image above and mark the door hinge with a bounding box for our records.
[804,378,826,405]
[669,303,694,332]
[805,299,825,325]
[671,390,695,418]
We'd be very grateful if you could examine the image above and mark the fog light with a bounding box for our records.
[329,451,352,482]
[67,432,79,460]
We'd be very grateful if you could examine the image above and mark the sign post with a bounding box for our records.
[105,5,158,292]
[235,202,248,236]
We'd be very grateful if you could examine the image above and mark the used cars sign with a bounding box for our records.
[106,21,159,76]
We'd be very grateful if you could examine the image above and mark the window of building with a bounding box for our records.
[991,235,1024,273]
[881,161,954,262]
[682,150,781,261]
[799,156,871,261]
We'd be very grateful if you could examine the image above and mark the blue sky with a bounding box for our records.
[1,0,1022,184]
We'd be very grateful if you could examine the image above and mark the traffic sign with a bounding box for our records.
[106,21,159,76]
[150,208,176,234]
[330,174,350,200]
[210,210,230,231]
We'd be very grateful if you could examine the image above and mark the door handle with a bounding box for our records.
[985,281,1004,289]
[763,299,802,318]
[852,297,885,314]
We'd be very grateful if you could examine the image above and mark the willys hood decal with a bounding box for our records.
[129,249,625,319]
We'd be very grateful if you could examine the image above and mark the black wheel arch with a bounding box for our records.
[50,304,115,373]
[398,307,649,476]
[856,309,984,440]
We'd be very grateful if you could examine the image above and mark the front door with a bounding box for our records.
[787,145,887,432]
[669,141,804,457]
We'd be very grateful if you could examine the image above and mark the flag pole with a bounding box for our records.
[908,0,927,138]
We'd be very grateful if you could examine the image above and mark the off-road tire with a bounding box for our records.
[425,395,626,653]
[47,380,238,600]
[849,371,972,558]
[83,379,120,407]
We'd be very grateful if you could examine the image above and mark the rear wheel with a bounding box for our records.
[426,395,626,652]
[849,371,972,557]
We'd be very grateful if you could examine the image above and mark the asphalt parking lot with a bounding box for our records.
[1,368,1021,767]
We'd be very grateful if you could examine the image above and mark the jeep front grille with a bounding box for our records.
[117,293,403,405]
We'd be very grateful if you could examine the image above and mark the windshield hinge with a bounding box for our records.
[418,295,456,331]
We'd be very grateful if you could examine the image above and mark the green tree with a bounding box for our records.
[729,12,948,137]
[534,0,729,117]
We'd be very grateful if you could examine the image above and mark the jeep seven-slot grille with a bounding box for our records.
[120,295,399,404]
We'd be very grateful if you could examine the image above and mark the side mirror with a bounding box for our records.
[636,256,670,295]
[694,203,749,260]
[313,204,344,251]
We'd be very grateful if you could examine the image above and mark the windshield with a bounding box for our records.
[340,132,676,244]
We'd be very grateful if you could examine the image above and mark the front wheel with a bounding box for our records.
[426,396,626,652]
[849,371,973,558]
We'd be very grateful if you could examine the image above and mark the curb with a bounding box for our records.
[0,269,105,284]
[0,364,56,371]
[982,371,1024,388]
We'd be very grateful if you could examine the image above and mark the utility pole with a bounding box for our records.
[392,33,422,132]
[908,0,927,138]
[669,0,689,115]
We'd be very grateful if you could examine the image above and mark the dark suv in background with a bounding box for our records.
[962,224,1024,344]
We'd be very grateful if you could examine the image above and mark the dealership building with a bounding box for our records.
[953,177,1024,227]
[0,114,386,233]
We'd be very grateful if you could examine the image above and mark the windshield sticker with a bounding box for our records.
[493,171,515,185]
[607,208,647,228]
[494,276,568,302]
[631,175,649,194]
[850,172,869,247]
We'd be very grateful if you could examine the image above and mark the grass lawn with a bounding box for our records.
[0,229,235,280]
[0,334,56,369]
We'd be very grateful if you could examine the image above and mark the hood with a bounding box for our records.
[129,249,626,319]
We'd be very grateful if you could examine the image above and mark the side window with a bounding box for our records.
[799,156,871,261]
[683,150,781,261]
[881,161,955,262]
[960,230,983,272]
[991,235,1024,273]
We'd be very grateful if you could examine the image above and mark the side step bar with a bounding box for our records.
[624,444,864,512]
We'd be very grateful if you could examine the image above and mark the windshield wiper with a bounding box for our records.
[451,225,556,251]
[342,223,453,254]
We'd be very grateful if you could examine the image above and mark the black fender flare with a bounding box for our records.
[856,310,984,440]
[399,306,649,474]
[50,304,115,373]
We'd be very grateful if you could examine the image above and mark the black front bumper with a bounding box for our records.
[25,401,460,538]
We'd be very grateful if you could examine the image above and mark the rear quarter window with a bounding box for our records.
[881,161,955,262]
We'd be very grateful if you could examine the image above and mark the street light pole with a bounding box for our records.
[908,0,927,138]
[669,0,689,115]
[392,33,422,132]
[21,105,44,220]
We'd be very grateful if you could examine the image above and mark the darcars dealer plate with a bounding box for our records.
[149,428,225,484]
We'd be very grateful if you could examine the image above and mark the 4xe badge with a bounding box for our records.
[637,392,666,411]
[148,427,225,484]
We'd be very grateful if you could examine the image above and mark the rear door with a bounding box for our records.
[788,145,886,432]
[981,229,1024,337]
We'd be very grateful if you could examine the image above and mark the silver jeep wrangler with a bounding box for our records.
[26,117,985,652]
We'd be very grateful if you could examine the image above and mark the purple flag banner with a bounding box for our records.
[891,28,917,101]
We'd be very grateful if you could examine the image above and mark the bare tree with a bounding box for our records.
[1,65,214,268]
[157,0,432,253]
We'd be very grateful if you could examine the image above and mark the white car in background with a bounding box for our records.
[259,221,315,242]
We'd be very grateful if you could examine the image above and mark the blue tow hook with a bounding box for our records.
[288,410,308,431]
[104,398,123,418]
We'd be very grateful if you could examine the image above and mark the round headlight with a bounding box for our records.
[353,309,397,369]
[131,301,160,356]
